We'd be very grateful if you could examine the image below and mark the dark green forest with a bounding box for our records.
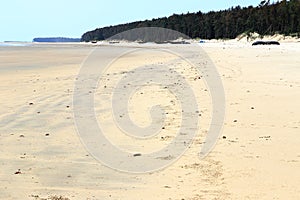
[81,0,300,42]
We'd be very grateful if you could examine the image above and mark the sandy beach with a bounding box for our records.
[0,41,299,199]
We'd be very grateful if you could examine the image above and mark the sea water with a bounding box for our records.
[0,42,31,47]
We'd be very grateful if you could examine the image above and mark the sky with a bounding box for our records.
[0,0,262,42]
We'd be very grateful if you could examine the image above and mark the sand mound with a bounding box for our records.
[236,32,300,43]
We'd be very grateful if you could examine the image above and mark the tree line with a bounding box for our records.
[81,0,300,42]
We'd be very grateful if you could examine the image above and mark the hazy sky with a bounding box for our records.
[0,0,262,41]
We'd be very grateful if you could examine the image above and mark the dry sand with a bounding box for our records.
[0,41,299,199]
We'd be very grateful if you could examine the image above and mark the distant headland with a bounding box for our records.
[33,37,81,43]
